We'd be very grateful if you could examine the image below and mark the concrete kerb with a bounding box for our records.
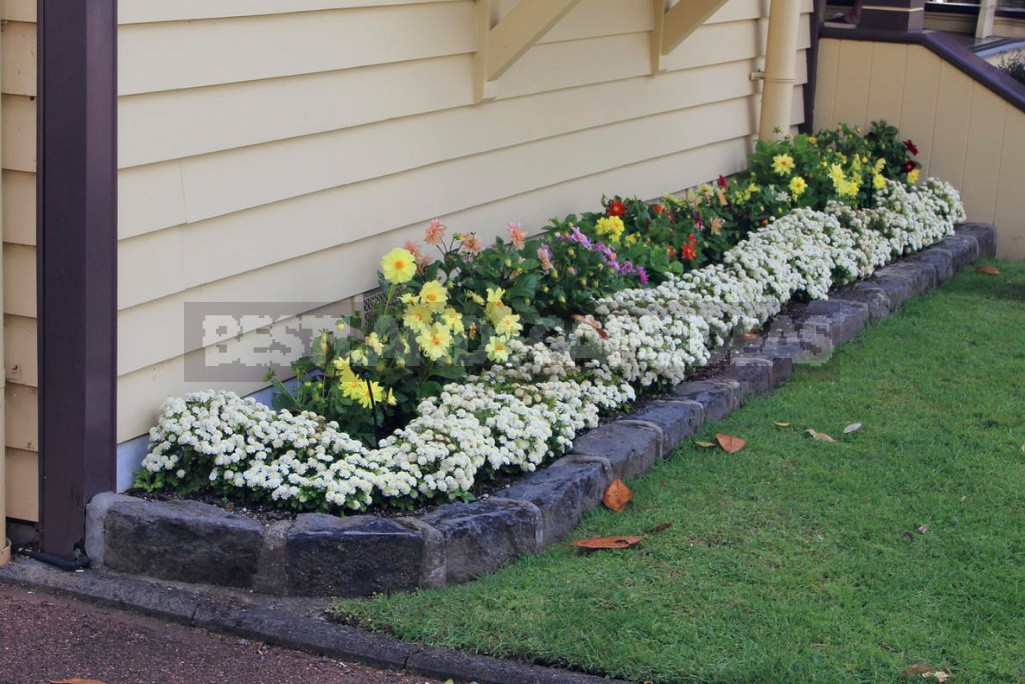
[84,224,997,600]
[0,557,625,684]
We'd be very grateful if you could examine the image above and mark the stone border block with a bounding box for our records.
[937,234,979,271]
[830,286,893,322]
[419,499,542,584]
[500,455,615,547]
[568,421,663,478]
[85,491,137,566]
[907,247,954,283]
[801,299,870,345]
[715,360,773,405]
[672,380,738,422]
[283,514,425,597]
[873,260,937,297]
[623,399,704,453]
[852,275,913,311]
[731,353,794,389]
[103,498,264,588]
[956,222,996,257]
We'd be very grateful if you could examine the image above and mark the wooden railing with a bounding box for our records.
[815,28,1025,259]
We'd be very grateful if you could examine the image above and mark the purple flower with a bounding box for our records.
[569,226,592,248]
[637,267,649,284]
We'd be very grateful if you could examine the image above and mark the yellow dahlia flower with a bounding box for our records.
[381,247,417,284]
[771,154,796,176]
[419,280,448,312]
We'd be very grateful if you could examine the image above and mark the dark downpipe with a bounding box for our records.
[36,0,119,560]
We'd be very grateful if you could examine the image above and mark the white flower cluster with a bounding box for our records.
[143,390,387,510]
[578,179,963,387]
[142,377,633,511]
[368,378,633,499]
[141,179,963,513]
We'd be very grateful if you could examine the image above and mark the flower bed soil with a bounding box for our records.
[85,223,995,598]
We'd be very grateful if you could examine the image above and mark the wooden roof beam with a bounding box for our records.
[474,0,584,102]
[652,0,732,73]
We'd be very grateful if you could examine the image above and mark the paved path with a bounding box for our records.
[0,582,444,684]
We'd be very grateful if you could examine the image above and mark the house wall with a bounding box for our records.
[1,0,808,453]
[815,37,1025,260]
[2,1,38,523]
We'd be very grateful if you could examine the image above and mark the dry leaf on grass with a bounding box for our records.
[569,535,644,550]
[572,314,610,339]
[646,523,673,535]
[773,421,791,427]
[1020,442,1025,453]
[694,441,717,448]
[844,422,862,434]
[603,477,632,512]
[917,524,929,534]
[976,265,1000,275]
[806,429,837,443]
[902,664,941,677]
[716,433,746,453]
[900,531,916,543]
[925,672,951,682]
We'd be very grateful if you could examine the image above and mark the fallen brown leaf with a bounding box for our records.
[716,433,746,453]
[773,421,791,427]
[694,441,716,448]
[917,524,929,534]
[976,265,1000,275]
[902,664,941,677]
[569,535,644,550]
[844,422,862,434]
[646,523,673,535]
[900,531,916,543]
[926,672,951,682]
[806,428,837,443]
[572,314,610,339]
[603,477,632,512]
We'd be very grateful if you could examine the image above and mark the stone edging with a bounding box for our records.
[85,223,997,598]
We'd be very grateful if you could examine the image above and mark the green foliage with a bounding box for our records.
[998,50,1025,86]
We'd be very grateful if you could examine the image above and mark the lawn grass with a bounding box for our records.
[330,259,1025,684]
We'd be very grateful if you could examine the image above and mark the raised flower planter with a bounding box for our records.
[85,221,996,597]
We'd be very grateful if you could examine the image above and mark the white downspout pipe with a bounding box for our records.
[758,0,802,141]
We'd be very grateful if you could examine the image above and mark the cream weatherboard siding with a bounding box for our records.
[1,5,38,522]
[815,38,1025,261]
[106,0,813,444]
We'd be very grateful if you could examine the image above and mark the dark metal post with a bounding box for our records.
[36,0,118,558]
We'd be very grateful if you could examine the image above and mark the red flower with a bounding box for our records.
[902,160,917,173]
[667,245,676,258]
[682,243,697,261]
[652,204,666,215]
[903,139,919,156]
[607,200,627,217]
[688,233,697,245]
[718,174,728,188]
